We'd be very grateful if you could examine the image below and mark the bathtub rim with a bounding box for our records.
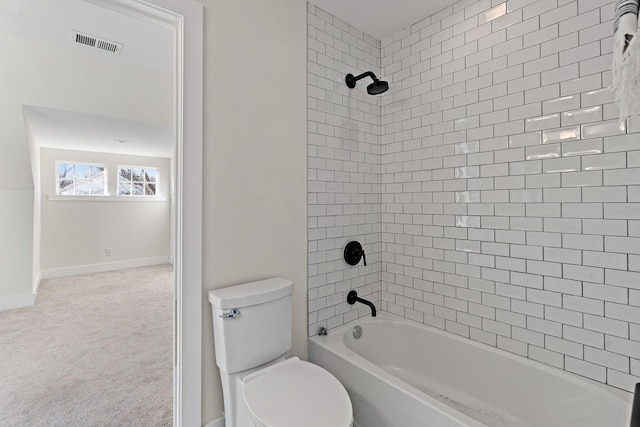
[309,315,486,426]
[309,312,633,408]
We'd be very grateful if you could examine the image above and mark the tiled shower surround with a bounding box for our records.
[307,4,383,333]
[307,0,640,392]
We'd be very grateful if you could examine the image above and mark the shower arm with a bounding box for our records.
[346,71,379,87]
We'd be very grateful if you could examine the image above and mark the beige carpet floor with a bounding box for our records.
[0,265,173,427]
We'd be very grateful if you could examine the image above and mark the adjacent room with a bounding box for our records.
[0,1,175,425]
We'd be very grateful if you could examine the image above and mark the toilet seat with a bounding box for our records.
[243,357,353,427]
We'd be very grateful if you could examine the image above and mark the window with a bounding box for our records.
[118,166,158,196]
[57,162,106,195]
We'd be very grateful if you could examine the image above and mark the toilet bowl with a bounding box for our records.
[209,277,353,427]
[243,357,352,427]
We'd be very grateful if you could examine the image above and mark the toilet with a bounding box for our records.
[209,277,353,427]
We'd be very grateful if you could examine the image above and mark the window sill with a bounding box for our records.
[48,195,168,202]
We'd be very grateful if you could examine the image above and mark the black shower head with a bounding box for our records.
[367,79,389,95]
[345,71,389,95]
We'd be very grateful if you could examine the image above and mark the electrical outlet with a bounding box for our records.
[106,248,112,256]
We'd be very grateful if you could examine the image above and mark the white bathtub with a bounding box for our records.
[308,313,632,427]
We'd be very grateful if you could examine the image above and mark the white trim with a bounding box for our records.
[165,2,203,426]
[202,417,225,427]
[0,292,36,312]
[47,195,168,202]
[32,269,41,300]
[40,256,171,280]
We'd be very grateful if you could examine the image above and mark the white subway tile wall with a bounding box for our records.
[308,0,640,392]
[307,4,383,336]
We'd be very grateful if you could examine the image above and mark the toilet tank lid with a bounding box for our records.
[208,277,293,309]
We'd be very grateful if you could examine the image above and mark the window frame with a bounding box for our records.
[116,164,160,197]
[55,160,108,196]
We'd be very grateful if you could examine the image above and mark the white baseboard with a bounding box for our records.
[41,256,171,280]
[0,292,36,312]
[202,417,225,427]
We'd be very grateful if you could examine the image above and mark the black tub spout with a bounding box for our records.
[347,290,376,317]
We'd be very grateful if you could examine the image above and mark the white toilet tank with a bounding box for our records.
[209,277,293,374]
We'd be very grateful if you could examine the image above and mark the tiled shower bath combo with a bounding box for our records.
[307,0,640,400]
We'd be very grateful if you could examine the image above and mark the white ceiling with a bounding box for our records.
[0,0,174,158]
[0,0,173,73]
[24,106,174,158]
[311,0,457,40]
[2,0,451,160]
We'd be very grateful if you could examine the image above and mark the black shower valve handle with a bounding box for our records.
[362,250,367,266]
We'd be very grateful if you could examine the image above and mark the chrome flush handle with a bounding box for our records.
[219,309,241,319]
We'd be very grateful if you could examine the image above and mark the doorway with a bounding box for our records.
[0,0,202,425]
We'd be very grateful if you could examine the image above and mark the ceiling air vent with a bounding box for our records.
[71,30,122,54]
